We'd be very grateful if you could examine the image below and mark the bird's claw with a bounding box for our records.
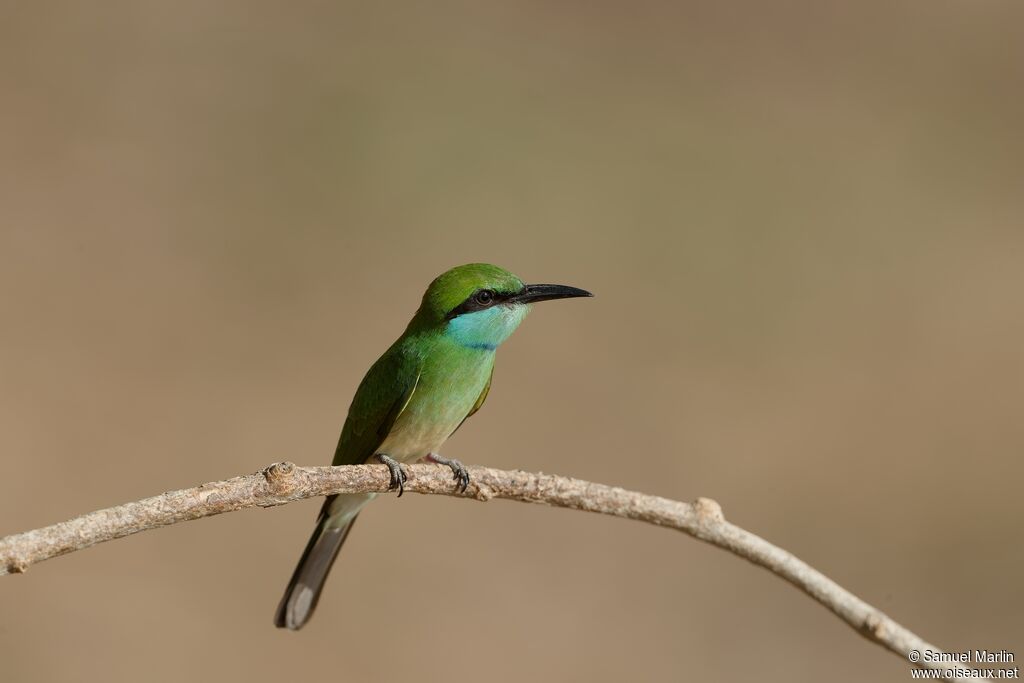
[376,453,408,497]
[451,460,470,493]
[428,454,470,493]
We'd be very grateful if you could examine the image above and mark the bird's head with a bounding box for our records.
[413,263,592,350]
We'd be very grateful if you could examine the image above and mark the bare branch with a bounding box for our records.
[0,463,987,681]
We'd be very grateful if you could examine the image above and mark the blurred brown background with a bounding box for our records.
[2,2,1022,681]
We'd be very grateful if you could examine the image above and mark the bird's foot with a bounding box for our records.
[426,453,470,493]
[376,453,408,497]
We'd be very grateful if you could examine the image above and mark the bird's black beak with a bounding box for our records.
[508,283,594,304]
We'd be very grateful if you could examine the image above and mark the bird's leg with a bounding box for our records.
[425,452,470,493]
[375,453,408,497]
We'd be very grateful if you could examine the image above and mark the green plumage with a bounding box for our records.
[274,263,590,630]
[331,335,426,469]
[332,333,492,469]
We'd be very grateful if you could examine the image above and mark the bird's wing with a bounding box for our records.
[466,365,493,420]
[332,342,422,467]
[447,364,493,438]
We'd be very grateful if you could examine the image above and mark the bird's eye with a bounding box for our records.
[475,289,495,306]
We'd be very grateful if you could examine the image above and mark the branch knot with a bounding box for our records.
[263,462,295,486]
[694,497,724,524]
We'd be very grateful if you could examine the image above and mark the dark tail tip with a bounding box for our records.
[273,516,357,630]
[274,584,318,630]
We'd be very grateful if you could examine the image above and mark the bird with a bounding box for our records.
[274,263,592,630]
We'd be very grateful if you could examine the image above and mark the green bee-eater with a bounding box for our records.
[274,263,592,630]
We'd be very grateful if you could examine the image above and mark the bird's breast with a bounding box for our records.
[377,350,494,462]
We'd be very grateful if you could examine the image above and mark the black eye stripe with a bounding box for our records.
[445,288,519,320]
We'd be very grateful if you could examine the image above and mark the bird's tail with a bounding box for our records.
[274,498,358,631]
